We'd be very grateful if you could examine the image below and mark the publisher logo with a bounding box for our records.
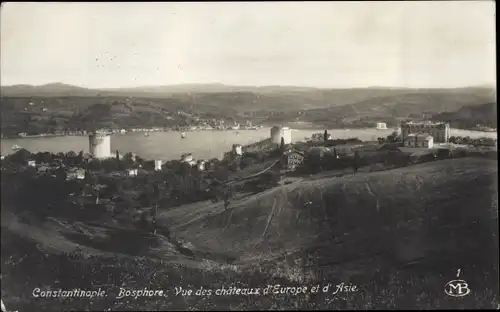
[445,280,471,297]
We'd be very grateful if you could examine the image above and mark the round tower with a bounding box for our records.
[89,132,111,159]
[270,126,292,144]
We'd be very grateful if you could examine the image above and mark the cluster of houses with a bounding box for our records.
[180,153,208,171]
[25,158,87,180]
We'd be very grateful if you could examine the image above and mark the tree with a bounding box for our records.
[55,166,67,180]
[280,137,285,151]
[352,151,360,173]
[87,158,104,171]
[8,149,32,165]
[324,130,328,142]
[240,157,256,169]
[223,185,234,211]
[386,131,398,142]
[76,150,84,165]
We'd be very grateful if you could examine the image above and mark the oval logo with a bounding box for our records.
[444,279,471,297]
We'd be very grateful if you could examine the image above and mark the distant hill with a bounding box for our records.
[0,83,496,134]
[1,83,99,97]
[431,102,497,129]
[264,87,497,128]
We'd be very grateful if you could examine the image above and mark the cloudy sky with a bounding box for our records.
[0,1,495,88]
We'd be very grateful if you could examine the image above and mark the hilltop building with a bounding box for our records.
[270,126,292,145]
[89,131,111,159]
[401,121,450,143]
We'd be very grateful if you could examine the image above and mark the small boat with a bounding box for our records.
[180,132,187,139]
[12,144,22,151]
[144,132,150,137]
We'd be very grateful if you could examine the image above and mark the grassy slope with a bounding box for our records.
[1,157,499,310]
[164,158,498,263]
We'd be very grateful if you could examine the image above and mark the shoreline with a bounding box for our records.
[1,126,496,140]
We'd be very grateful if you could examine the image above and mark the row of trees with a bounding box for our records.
[449,136,496,146]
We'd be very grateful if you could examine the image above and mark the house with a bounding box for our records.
[127,168,138,177]
[82,153,93,163]
[37,165,50,173]
[66,168,85,180]
[405,133,434,148]
[281,149,305,171]
[27,160,36,167]
[197,160,207,171]
[180,153,196,166]
[232,144,243,156]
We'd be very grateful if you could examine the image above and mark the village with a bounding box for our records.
[2,120,497,225]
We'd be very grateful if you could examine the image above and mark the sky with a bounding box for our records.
[0,1,496,89]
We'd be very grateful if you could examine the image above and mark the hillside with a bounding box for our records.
[2,158,499,311]
[162,157,498,264]
[431,102,497,129]
[265,87,497,128]
[0,83,99,97]
[0,84,496,134]
[1,158,498,310]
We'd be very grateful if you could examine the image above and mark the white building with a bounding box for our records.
[27,160,36,167]
[232,144,243,155]
[67,168,86,180]
[89,132,111,159]
[127,169,138,177]
[376,122,387,130]
[311,132,331,141]
[197,160,207,171]
[401,121,450,143]
[181,153,196,166]
[405,133,434,148]
[270,126,292,145]
[154,160,163,171]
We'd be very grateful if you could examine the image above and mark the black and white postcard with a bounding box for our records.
[1,2,497,311]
